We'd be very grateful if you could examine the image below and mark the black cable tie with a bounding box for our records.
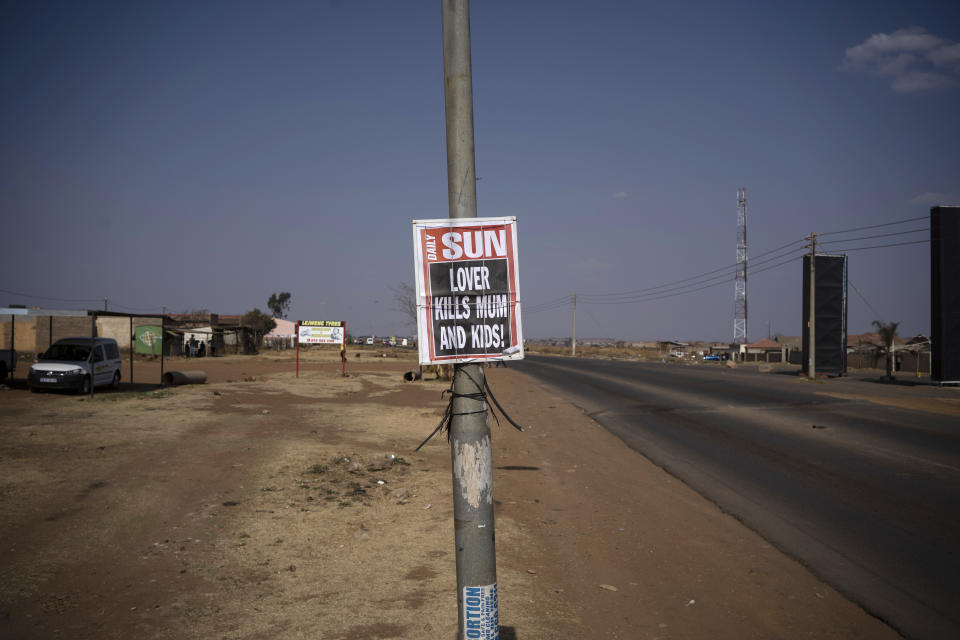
[413,364,525,451]
[414,402,451,452]
[483,375,524,433]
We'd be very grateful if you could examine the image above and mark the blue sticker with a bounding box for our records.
[462,583,498,639]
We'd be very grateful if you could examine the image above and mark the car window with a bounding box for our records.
[94,346,104,363]
[40,344,91,361]
[105,343,120,359]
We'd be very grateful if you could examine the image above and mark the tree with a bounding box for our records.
[243,308,277,348]
[872,320,901,380]
[389,282,417,328]
[267,292,292,319]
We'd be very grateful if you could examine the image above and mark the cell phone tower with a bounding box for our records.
[733,188,748,344]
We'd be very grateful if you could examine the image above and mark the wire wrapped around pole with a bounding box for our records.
[413,366,524,452]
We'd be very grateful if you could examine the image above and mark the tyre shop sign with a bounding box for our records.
[298,320,345,345]
[412,217,523,365]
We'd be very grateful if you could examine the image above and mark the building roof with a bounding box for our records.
[746,338,781,349]
[849,332,907,346]
[267,318,297,338]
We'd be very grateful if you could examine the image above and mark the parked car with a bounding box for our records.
[0,348,16,384]
[703,354,721,361]
[28,337,123,394]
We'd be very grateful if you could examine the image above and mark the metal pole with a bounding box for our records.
[442,2,498,638]
[129,316,134,387]
[572,293,577,357]
[90,313,96,398]
[160,309,165,387]
[296,321,300,378]
[890,335,896,377]
[807,233,817,380]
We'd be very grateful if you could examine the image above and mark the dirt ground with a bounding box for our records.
[0,348,903,639]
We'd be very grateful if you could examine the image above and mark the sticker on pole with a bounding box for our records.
[412,217,523,365]
[462,584,499,639]
[298,320,345,345]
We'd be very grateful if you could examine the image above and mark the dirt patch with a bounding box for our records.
[817,391,960,416]
[0,350,900,638]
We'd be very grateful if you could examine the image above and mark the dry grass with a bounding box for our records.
[526,343,666,361]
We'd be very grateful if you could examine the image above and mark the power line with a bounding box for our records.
[817,215,928,237]
[525,294,573,309]
[819,227,928,246]
[578,246,808,303]
[0,288,163,313]
[848,280,883,319]
[577,238,806,301]
[822,239,929,253]
[585,254,801,306]
[0,288,102,305]
[522,214,931,327]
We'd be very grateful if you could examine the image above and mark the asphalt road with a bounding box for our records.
[513,355,960,640]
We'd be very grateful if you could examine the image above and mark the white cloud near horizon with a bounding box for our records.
[911,191,960,206]
[841,27,960,93]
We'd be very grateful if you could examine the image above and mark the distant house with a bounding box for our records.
[734,338,787,363]
[847,332,923,373]
[266,318,297,349]
[708,343,731,356]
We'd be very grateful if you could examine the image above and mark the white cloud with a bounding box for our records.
[612,191,628,199]
[911,191,960,206]
[891,71,955,93]
[841,27,960,92]
[929,42,960,67]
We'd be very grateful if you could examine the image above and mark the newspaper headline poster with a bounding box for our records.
[412,216,523,365]
[298,320,345,345]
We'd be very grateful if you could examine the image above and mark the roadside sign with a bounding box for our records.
[134,325,162,356]
[298,320,345,345]
[412,216,523,365]
[296,320,347,378]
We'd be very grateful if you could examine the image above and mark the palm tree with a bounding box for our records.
[872,320,901,380]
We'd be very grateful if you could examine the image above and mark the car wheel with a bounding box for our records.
[111,371,120,390]
[78,376,91,395]
[0,362,7,383]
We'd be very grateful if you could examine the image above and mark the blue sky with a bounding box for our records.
[1,1,958,342]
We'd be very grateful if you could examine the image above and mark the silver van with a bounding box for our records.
[28,337,123,394]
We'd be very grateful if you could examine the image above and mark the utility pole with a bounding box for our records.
[571,293,577,357]
[104,298,108,312]
[441,2,499,638]
[807,233,818,380]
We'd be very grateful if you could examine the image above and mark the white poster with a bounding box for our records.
[298,320,345,345]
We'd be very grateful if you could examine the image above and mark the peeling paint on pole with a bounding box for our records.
[454,434,493,508]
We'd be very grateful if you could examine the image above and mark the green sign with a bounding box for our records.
[135,325,162,355]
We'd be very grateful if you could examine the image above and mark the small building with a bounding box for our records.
[731,338,788,363]
[265,318,297,350]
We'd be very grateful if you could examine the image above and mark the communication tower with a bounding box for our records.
[734,188,748,343]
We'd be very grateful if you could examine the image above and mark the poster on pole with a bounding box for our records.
[298,320,345,345]
[412,216,523,365]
